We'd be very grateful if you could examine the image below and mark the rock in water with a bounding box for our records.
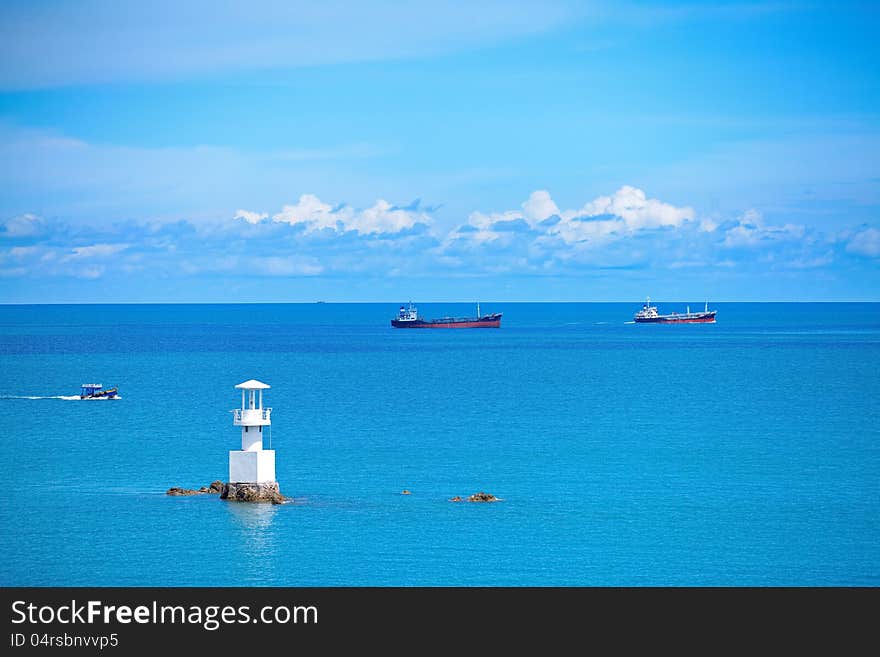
[449,496,463,502]
[467,491,499,502]
[166,481,226,496]
[166,487,200,496]
[220,482,286,504]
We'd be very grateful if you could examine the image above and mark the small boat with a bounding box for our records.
[391,302,502,328]
[80,384,119,399]
[634,298,716,324]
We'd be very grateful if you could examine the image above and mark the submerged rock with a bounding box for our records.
[220,482,286,504]
[467,492,499,502]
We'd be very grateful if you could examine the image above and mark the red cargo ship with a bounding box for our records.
[391,302,502,328]
[634,298,716,324]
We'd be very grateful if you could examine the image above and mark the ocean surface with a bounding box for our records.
[0,302,877,586]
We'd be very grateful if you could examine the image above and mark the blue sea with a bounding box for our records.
[0,303,877,586]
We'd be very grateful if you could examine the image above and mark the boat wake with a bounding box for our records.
[0,395,121,400]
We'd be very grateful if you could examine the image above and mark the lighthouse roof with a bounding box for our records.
[234,379,271,390]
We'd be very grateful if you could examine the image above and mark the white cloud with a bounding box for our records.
[699,218,719,232]
[467,209,520,230]
[444,188,847,274]
[63,243,129,260]
[234,209,268,224]
[722,209,805,248]
[354,199,426,234]
[548,216,623,246]
[846,227,880,258]
[272,194,337,230]
[563,185,694,230]
[461,186,695,247]
[1,213,45,238]
[522,190,560,223]
[243,194,432,235]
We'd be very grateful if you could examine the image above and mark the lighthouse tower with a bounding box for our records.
[223,379,283,502]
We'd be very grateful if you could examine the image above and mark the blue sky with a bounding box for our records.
[0,0,878,302]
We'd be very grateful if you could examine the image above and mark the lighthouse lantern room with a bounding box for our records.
[229,379,275,484]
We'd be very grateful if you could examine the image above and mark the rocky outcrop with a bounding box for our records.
[166,487,199,496]
[220,481,286,504]
[166,480,224,496]
[401,489,411,495]
[448,492,500,502]
[467,492,499,502]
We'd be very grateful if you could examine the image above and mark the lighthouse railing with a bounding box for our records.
[231,407,272,424]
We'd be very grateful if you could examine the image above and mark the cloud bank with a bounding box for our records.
[1,187,875,289]
[465,186,694,246]
[237,195,431,235]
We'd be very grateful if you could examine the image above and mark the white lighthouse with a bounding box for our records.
[223,379,284,503]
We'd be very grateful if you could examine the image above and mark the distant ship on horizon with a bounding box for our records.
[634,298,717,324]
[391,302,502,328]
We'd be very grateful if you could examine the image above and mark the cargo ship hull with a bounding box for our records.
[634,312,716,324]
[633,298,717,324]
[392,314,501,328]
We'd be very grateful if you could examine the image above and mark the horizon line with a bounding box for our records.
[2,300,879,306]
